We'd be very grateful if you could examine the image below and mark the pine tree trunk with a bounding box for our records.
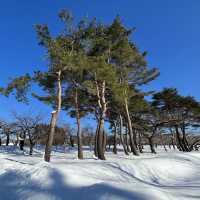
[124,98,139,156]
[163,141,167,152]
[97,117,106,160]
[70,135,75,147]
[19,140,24,150]
[170,128,176,150]
[171,135,176,149]
[103,130,107,153]
[44,70,62,162]
[44,111,58,162]
[94,119,100,157]
[138,132,143,153]
[75,88,83,159]
[181,123,189,151]
[133,129,138,148]
[95,80,107,160]
[175,125,185,151]
[119,114,129,155]
[6,134,9,146]
[29,141,34,155]
[113,122,117,154]
[148,136,156,154]
[125,126,131,153]
[77,117,83,159]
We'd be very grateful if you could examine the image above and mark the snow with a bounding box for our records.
[0,145,200,200]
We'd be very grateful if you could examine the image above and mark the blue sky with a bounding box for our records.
[0,0,200,127]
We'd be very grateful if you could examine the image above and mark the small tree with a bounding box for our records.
[13,112,42,155]
[0,120,14,146]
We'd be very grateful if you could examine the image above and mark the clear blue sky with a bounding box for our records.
[0,0,200,127]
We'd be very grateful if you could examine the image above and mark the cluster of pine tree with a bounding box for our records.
[1,10,200,162]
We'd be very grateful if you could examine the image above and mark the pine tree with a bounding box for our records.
[108,16,159,155]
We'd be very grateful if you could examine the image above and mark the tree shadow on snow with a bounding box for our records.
[0,168,150,200]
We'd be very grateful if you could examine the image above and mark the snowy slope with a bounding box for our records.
[0,146,200,200]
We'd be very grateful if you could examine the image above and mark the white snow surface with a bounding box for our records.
[0,145,200,200]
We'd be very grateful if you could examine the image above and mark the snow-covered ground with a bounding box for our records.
[0,145,200,200]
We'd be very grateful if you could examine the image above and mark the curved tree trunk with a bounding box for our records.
[124,98,139,156]
[44,70,62,162]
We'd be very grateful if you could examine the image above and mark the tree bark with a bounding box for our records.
[148,136,156,154]
[119,114,129,155]
[97,117,106,160]
[19,140,24,151]
[70,135,75,147]
[95,80,106,160]
[175,126,185,151]
[103,130,107,153]
[6,133,9,146]
[181,122,189,151]
[94,121,99,157]
[124,98,139,156]
[74,88,83,159]
[138,132,143,153]
[125,126,131,153]
[113,122,117,154]
[44,70,62,162]
[133,129,138,148]
[171,134,176,150]
[169,128,176,150]
[29,141,34,155]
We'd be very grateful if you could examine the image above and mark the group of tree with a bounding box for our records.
[1,10,200,162]
[0,113,81,155]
